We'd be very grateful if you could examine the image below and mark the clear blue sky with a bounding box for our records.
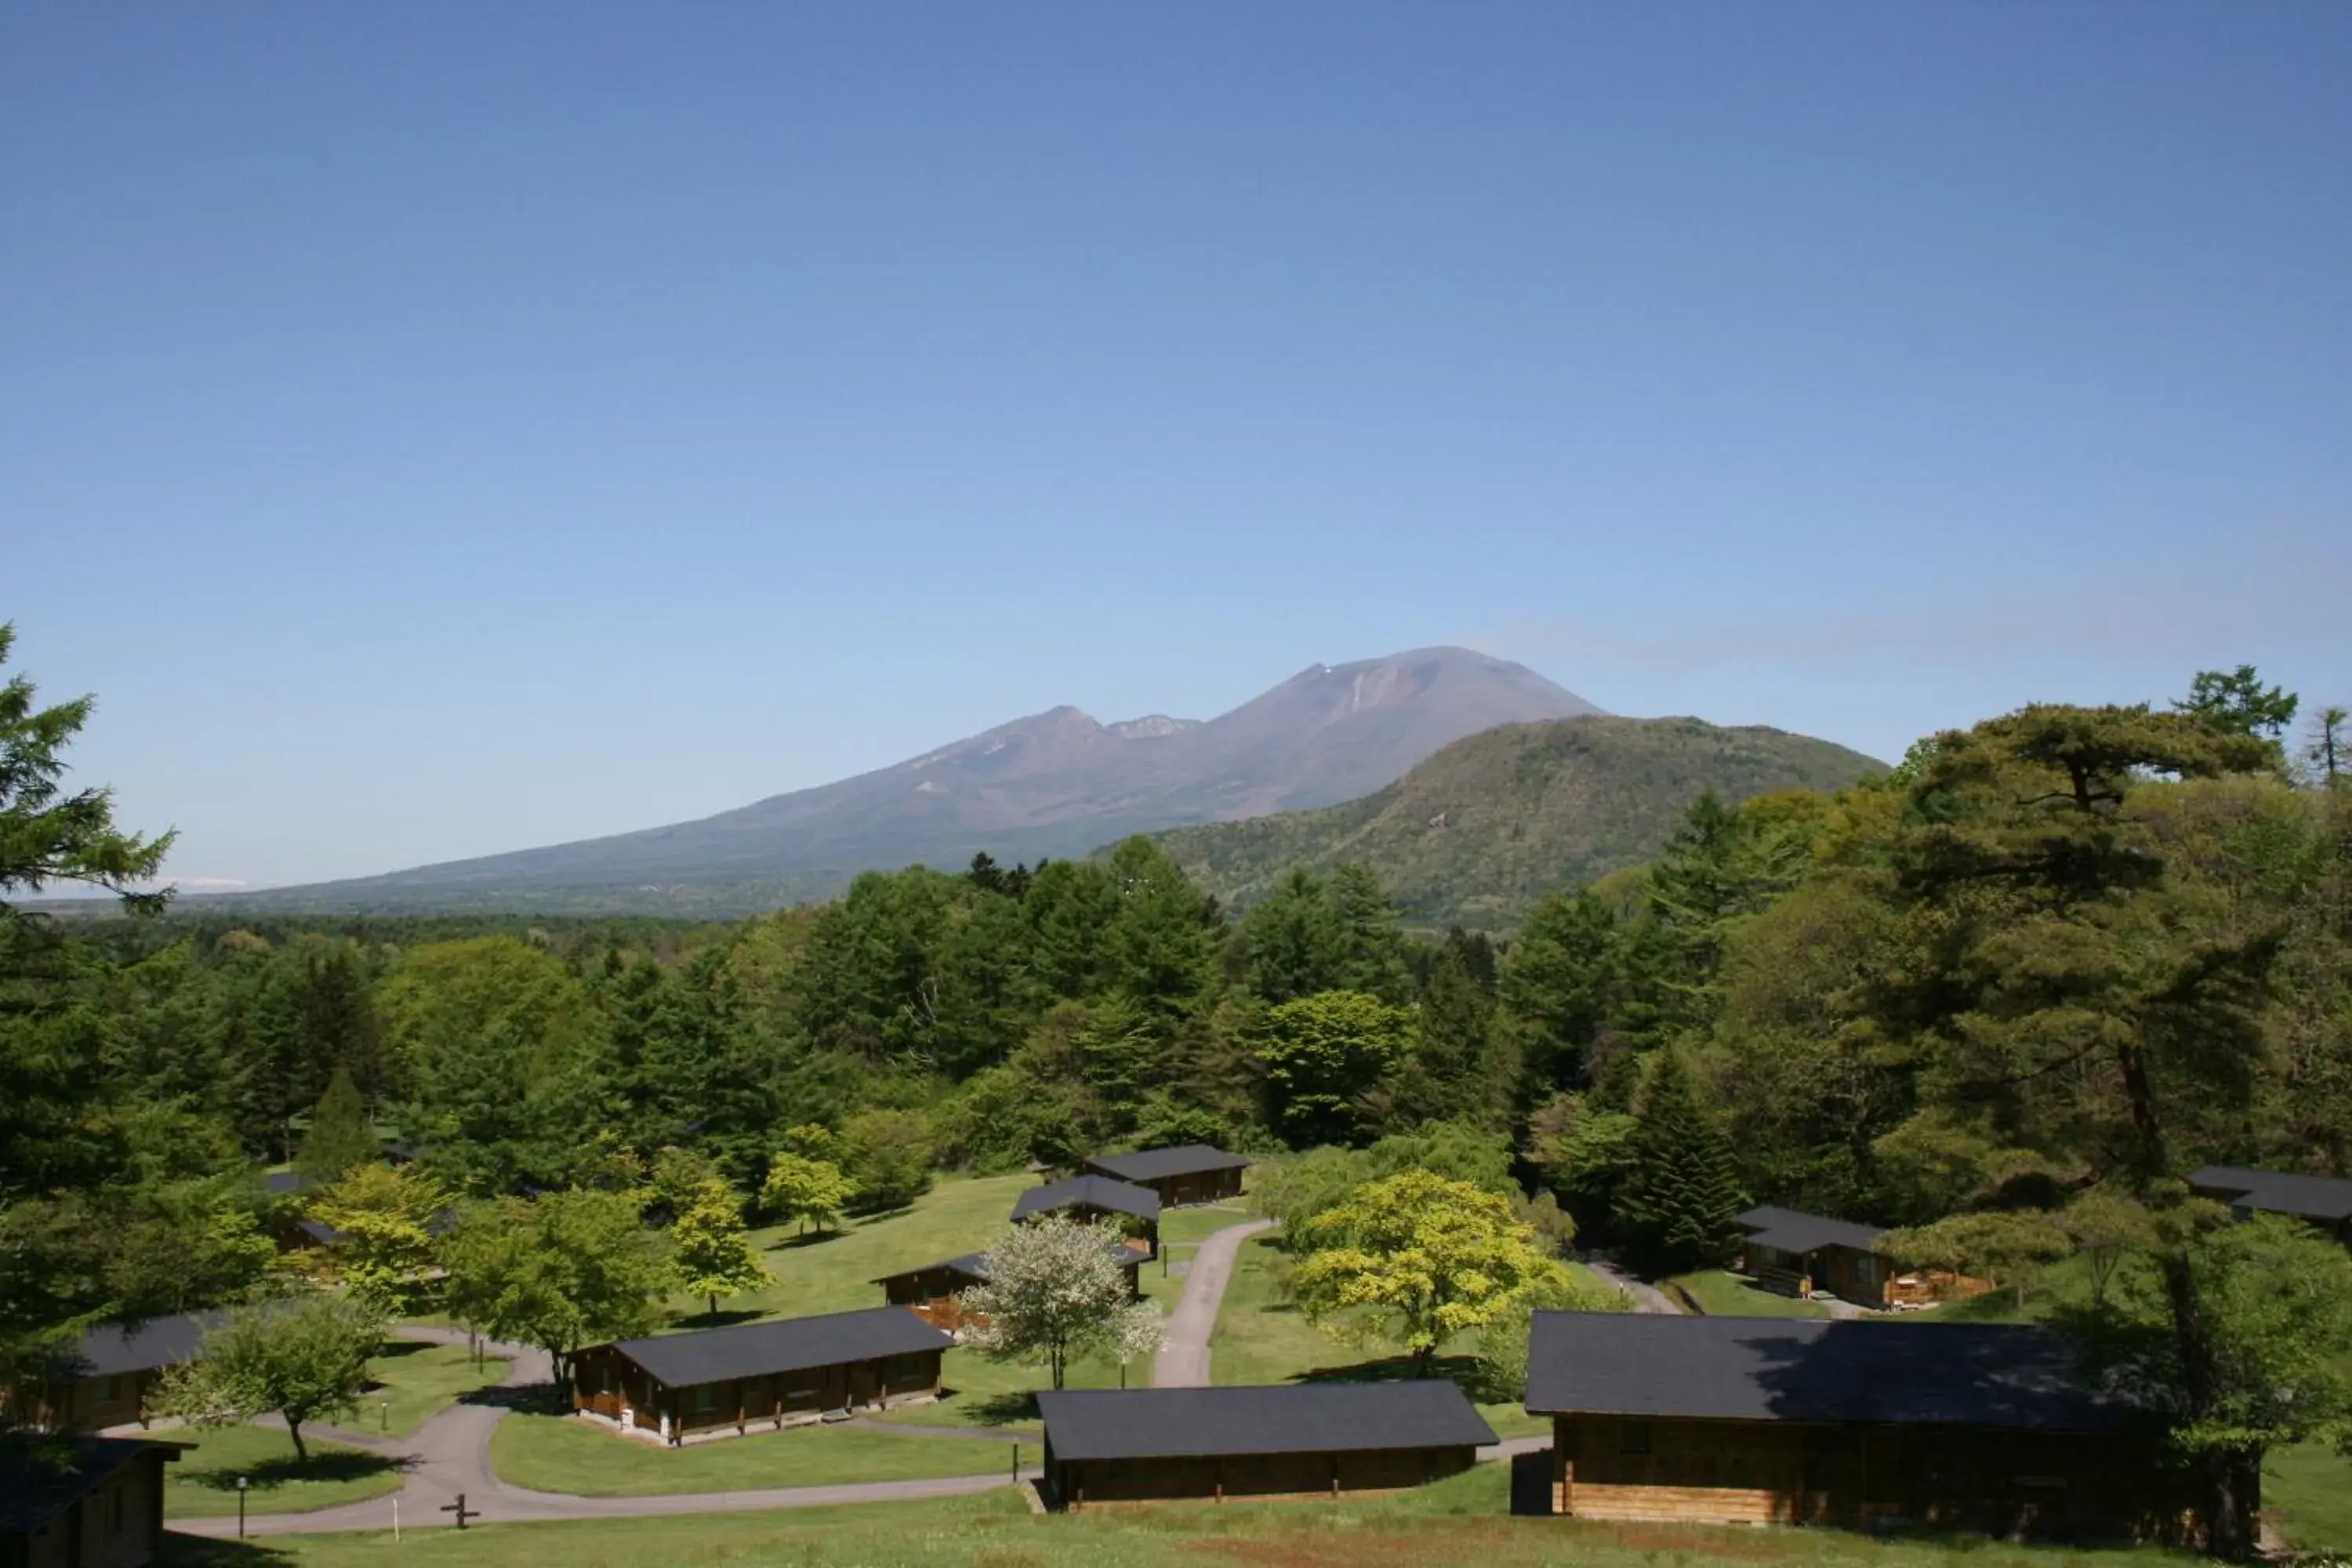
[5,3,2346,890]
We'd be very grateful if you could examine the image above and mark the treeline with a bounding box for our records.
[6,615,2352,1551]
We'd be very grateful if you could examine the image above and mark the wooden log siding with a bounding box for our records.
[1056,1446,1477,1506]
[1550,1415,2197,1542]
[575,1345,943,1439]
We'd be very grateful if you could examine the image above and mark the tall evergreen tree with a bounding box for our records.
[1501,890,1621,1096]
[1239,869,1348,1004]
[1392,930,1500,1126]
[1614,1048,1743,1274]
[1330,863,1414,1004]
[296,1067,376,1187]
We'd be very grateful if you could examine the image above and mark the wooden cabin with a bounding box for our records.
[572,1307,953,1444]
[1011,1174,1162,1258]
[874,1246,1143,1330]
[1524,1312,2198,1543]
[1080,1145,1250,1208]
[1733,1206,1896,1307]
[15,1313,221,1433]
[1036,1383,1495,1509]
[0,1437,186,1568]
[2188,1165,2352,1243]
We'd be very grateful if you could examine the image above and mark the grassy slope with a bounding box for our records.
[1151,714,1884,929]
[488,1412,1010,1494]
[1208,1231,1600,1441]
[165,1427,403,1519]
[162,1465,2199,1568]
[1664,1270,1830,1319]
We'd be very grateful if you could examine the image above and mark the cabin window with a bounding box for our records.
[1620,1424,1652,1456]
[98,1375,121,1403]
[695,1384,720,1410]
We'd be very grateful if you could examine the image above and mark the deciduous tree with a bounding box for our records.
[1258,991,1409,1148]
[154,1294,383,1464]
[670,1176,768,1319]
[441,1188,671,1393]
[310,1163,449,1314]
[956,1216,1163,1391]
[1290,1169,1565,1374]
[760,1153,858,1235]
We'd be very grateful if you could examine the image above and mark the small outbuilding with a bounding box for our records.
[572,1307,953,1445]
[1080,1145,1250,1207]
[875,1246,1143,1330]
[1524,1311,2198,1542]
[1011,1174,1162,1258]
[1733,1206,1895,1307]
[1036,1382,1496,1508]
[2188,1165,2352,1243]
[0,1436,187,1568]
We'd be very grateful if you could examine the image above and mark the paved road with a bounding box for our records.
[172,1326,1034,1538]
[1152,1218,1274,1388]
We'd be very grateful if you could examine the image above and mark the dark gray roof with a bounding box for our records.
[1734,1204,1888,1257]
[608,1308,952,1390]
[873,1243,1142,1287]
[1038,1382,1497,1462]
[2187,1165,2352,1223]
[69,1311,226,1378]
[0,1439,187,1532]
[263,1170,314,1198]
[872,1251,993,1287]
[1525,1312,2145,1432]
[1011,1174,1162,1224]
[1083,1145,1251,1183]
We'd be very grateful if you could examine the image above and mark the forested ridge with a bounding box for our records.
[5,619,2352,1555]
[1145,712,1884,929]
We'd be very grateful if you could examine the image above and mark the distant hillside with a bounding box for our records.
[1145,716,1883,930]
[229,647,1600,915]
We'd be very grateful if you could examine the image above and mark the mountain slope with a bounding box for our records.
[243,648,1600,914]
[1145,715,1884,930]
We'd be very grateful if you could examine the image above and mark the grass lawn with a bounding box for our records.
[165,1425,404,1518]
[1664,1269,1832,1319]
[162,1462,2195,1568]
[488,1410,1014,1495]
[1205,1232,1560,1440]
[2268,1439,2352,1552]
[361,1339,507,1438]
[670,1172,1038,1327]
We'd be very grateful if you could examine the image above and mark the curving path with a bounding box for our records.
[172,1326,1033,1538]
[1152,1218,1275,1388]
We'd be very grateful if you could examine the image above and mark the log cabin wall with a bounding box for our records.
[1055,1445,1477,1505]
[578,1348,946,1439]
[1551,1415,2198,1543]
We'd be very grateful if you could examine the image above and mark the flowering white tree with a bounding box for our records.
[956,1216,1163,1391]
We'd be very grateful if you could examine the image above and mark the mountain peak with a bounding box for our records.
[238,646,1606,913]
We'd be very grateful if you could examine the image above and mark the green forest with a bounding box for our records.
[5,620,2352,1555]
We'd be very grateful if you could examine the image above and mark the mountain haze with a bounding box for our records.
[247,648,1599,913]
[1147,714,1885,931]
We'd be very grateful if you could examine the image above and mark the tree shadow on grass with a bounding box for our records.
[1294,1352,1482,1388]
[958,1390,1041,1428]
[368,1338,436,1363]
[768,1230,847,1252]
[162,1533,300,1566]
[678,1308,766,1330]
[180,1450,405,1497]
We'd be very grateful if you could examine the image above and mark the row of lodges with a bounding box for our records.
[1033,1312,2201,1541]
[1730,1163,2352,1311]
[579,1144,1250,1443]
[0,1308,2229,1555]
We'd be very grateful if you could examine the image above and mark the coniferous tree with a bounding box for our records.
[1615,1048,1743,1274]
[1239,869,1348,1004]
[1501,889,1621,1097]
[1393,930,1500,1126]
[1330,863,1414,1004]
[296,1068,376,1187]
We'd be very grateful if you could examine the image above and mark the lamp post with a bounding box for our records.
[235,1475,248,1538]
